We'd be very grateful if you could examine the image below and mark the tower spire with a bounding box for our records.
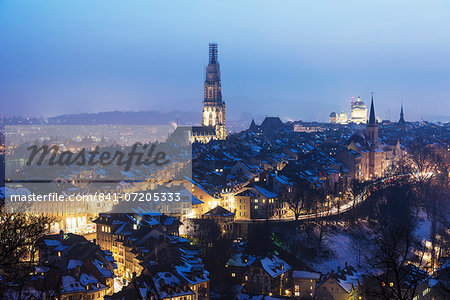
[209,43,218,64]
[368,92,376,125]
[398,102,405,124]
[365,92,380,179]
[202,42,227,140]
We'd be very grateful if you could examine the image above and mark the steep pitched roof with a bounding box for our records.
[260,117,283,132]
[249,118,258,131]
[203,205,234,217]
[368,96,376,125]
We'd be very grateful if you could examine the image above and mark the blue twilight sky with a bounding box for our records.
[0,0,449,122]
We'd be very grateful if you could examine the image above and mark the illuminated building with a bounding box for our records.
[240,254,291,296]
[192,43,227,143]
[366,97,383,178]
[330,97,366,124]
[329,112,337,123]
[294,124,325,132]
[350,97,368,124]
[339,112,348,124]
[36,232,116,298]
[329,111,348,124]
[292,271,320,299]
[366,98,378,144]
[346,95,384,180]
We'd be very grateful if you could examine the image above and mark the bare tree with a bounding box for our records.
[363,184,429,300]
[403,143,441,201]
[349,224,370,267]
[365,224,428,300]
[394,143,449,271]
[280,181,307,221]
[0,206,54,297]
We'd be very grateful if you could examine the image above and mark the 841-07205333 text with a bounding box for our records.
[8,192,182,203]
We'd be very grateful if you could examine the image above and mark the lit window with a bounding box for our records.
[231,273,235,277]
[389,282,394,287]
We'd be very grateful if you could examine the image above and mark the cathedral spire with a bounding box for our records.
[205,43,221,89]
[398,103,405,124]
[209,43,218,64]
[202,43,227,140]
[368,93,376,125]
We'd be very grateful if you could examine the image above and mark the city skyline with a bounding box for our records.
[1,2,449,299]
[1,0,449,122]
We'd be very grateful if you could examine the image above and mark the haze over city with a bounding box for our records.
[1,1,449,299]
[1,0,449,122]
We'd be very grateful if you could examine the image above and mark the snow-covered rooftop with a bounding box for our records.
[292,270,321,280]
[260,255,291,278]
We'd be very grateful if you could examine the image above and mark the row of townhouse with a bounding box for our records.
[187,154,358,224]
[94,213,210,300]
[228,252,450,300]
[2,231,118,300]
[227,251,367,300]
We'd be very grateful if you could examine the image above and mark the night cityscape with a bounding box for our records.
[1,1,449,300]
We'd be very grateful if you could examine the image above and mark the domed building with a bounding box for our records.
[329,112,337,123]
[338,112,348,124]
[350,97,368,124]
[329,111,349,124]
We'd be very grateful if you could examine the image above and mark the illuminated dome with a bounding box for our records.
[352,97,366,109]
[351,97,368,124]
[329,111,338,123]
[339,112,348,120]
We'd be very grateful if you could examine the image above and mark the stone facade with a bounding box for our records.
[193,43,227,143]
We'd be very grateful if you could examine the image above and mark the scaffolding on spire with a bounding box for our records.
[209,43,218,64]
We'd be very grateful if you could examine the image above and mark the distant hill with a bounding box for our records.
[47,110,202,125]
[1,110,252,133]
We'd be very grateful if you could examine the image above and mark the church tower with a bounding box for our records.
[202,43,227,140]
[366,94,378,144]
[398,103,406,125]
[366,94,381,179]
